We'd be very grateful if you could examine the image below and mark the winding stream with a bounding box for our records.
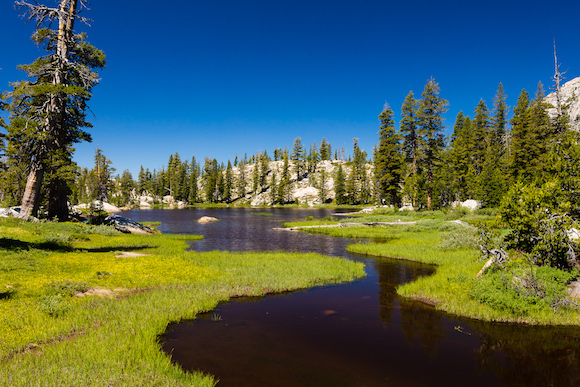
[123,208,580,386]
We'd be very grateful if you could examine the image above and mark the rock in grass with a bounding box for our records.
[198,216,219,224]
[105,214,155,234]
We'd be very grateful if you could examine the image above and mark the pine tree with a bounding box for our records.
[277,152,291,203]
[400,91,421,206]
[318,168,328,203]
[492,83,509,148]
[188,156,198,203]
[291,137,305,180]
[269,170,277,204]
[528,82,551,177]
[448,111,470,200]
[237,159,247,198]
[335,164,347,205]
[203,158,218,202]
[375,104,403,205]
[510,89,531,181]
[259,152,269,190]
[3,0,105,219]
[479,84,510,206]
[118,170,134,206]
[319,138,332,161]
[93,147,114,203]
[252,154,260,193]
[417,78,448,209]
[224,161,233,203]
[471,99,491,176]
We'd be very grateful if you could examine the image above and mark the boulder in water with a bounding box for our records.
[198,216,219,224]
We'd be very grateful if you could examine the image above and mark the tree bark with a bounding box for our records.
[18,163,44,218]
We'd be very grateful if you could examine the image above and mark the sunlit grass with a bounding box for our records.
[0,218,364,385]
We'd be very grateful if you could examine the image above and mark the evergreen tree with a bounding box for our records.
[491,83,509,148]
[118,170,134,206]
[237,159,247,198]
[223,161,233,203]
[528,82,552,177]
[479,84,510,206]
[203,157,218,202]
[307,142,320,174]
[259,152,269,190]
[346,165,358,204]
[510,89,532,181]
[399,91,421,206]
[3,0,105,219]
[417,78,448,209]
[252,154,260,193]
[291,137,305,180]
[335,164,347,205]
[188,156,199,203]
[448,111,470,200]
[277,152,291,203]
[93,147,114,203]
[375,104,403,206]
[216,164,225,201]
[269,170,277,204]
[472,99,491,176]
[318,168,328,203]
[319,138,332,161]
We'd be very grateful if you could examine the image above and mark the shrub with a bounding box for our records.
[499,181,579,269]
[437,227,478,250]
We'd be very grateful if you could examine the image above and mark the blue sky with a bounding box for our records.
[2,0,579,176]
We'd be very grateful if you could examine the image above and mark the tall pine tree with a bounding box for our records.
[375,104,403,206]
[417,78,448,209]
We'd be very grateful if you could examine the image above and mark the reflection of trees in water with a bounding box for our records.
[398,298,446,358]
[375,258,440,355]
[470,321,580,386]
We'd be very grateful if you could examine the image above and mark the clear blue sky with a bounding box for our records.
[2,0,579,177]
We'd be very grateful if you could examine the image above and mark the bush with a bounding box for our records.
[437,227,478,250]
[499,181,579,269]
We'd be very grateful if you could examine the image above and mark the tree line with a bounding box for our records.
[61,72,577,212]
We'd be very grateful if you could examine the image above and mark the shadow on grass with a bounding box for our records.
[80,245,153,253]
[0,238,74,252]
[0,238,153,254]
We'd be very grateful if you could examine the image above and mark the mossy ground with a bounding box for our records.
[0,218,364,386]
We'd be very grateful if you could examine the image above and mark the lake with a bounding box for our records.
[122,208,580,386]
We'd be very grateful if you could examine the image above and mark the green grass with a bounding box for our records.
[291,215,580,325]
[0,218,364,386]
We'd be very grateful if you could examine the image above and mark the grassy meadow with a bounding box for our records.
[0,218,364,386]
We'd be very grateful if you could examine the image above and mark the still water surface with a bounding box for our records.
[123,208,580,386]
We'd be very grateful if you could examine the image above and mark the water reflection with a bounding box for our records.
[123,208,580,386]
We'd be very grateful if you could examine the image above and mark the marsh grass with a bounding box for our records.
[0,218,364,386]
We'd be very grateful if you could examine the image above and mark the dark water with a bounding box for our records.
[123,208,580,386]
